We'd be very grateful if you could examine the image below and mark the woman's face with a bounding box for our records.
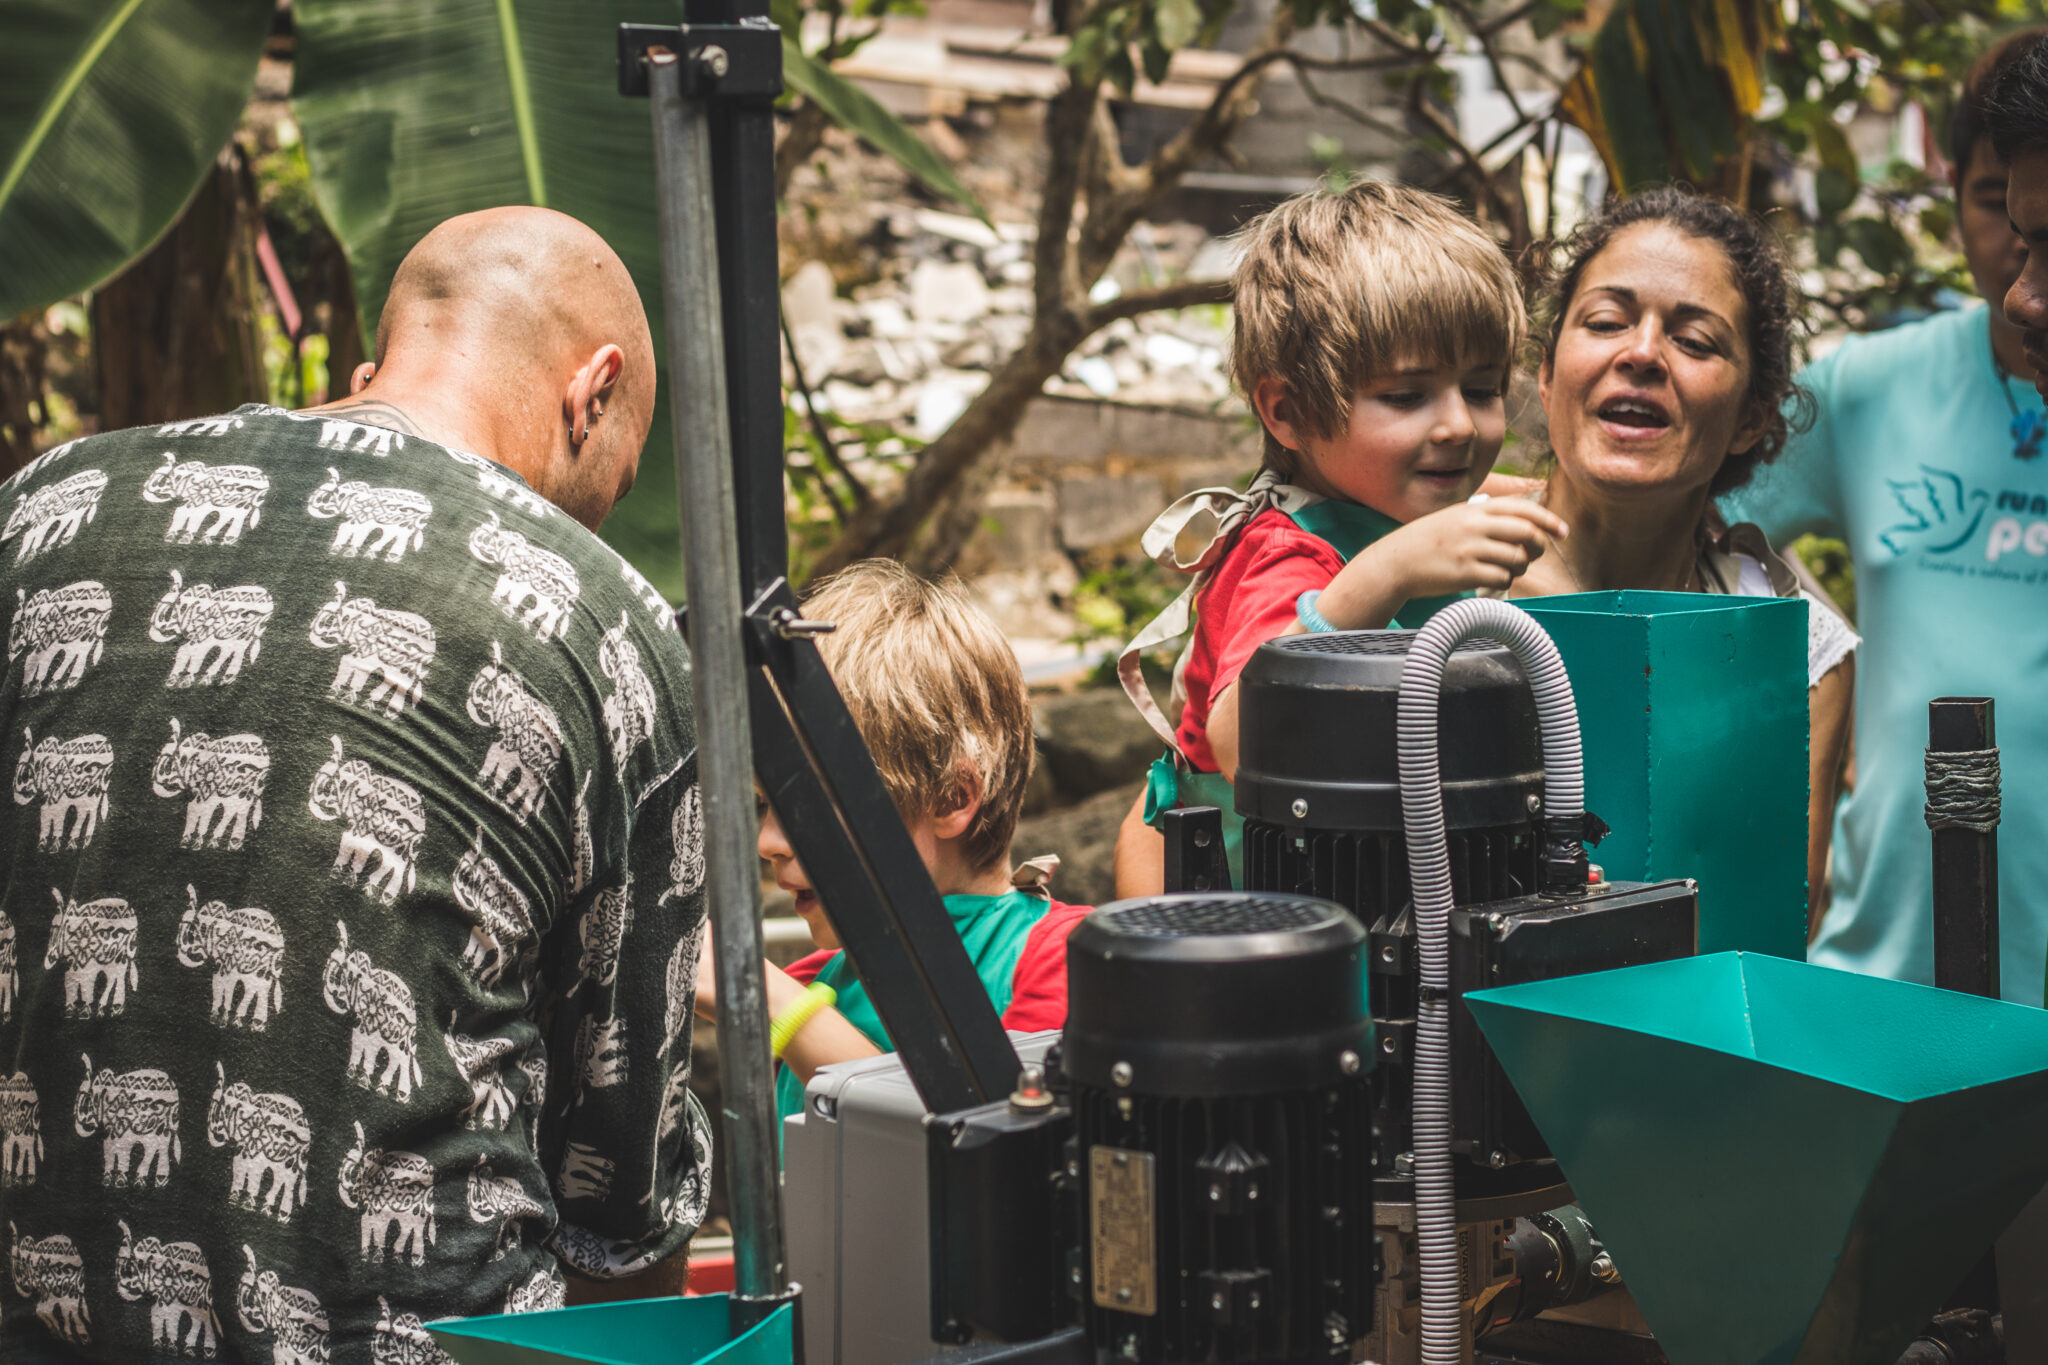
[1540,222,1764,501]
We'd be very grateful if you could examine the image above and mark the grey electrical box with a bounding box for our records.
[785,1032,1060,1365]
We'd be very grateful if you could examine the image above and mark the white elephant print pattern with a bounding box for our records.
[308,736,424,904]
[178,886,284,1031]
[3,468,107,563]
[309,581,435,716]
[322,922,423,1102]
[466,643,564,822]
[374,1297,457,1365]
[453,827,535,990]
[74,1056,180,1188]
[338,1123,437,1265]
[207,1066,310,1224]
[150,570,273,687]
[141,453,268,545]
[10,579,111,693]
[0,408,714,1345]
[0,1073,42,1187]
[10,1223,91,1345]
[45,889,137,1017]
[115,1221,220,1358]
[469,513,580,643]
[13,727,113,850]
[152,719,267,850]
[306,467,432,561]
[235,1246,329,1364]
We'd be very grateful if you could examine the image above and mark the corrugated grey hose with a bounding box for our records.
[1396,598,1584,1365]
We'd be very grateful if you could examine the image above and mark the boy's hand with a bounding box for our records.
[1321,500,1566,627]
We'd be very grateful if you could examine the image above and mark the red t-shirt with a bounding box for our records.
[787,897,1090,1033]
[1174,509,1346,771]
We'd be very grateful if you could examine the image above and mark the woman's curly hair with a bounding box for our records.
[1534,185,1815,496]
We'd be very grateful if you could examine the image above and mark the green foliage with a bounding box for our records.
[1790,534,1856,624]
[1066,556,1181,650]
[779,35,989,225]
[1059,0,1235,99]
[0,0,274,319]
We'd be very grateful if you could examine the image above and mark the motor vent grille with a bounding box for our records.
[1106,894,1340,937]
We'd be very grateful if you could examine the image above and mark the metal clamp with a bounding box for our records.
[618,22,784,99]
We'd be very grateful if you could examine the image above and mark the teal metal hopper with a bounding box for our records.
[1466,953,2048,1365]
[428,1295,793,1365]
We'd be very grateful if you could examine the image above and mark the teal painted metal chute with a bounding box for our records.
[1468,952,2048,1365]
[430,1294,795,1365]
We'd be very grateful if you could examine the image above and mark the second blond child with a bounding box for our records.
[1115,181,1567,895]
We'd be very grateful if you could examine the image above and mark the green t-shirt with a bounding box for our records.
[0,406,710,1362]
[775,890,1050,1123]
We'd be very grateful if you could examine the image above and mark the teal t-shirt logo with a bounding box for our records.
[1880,466,1989,556]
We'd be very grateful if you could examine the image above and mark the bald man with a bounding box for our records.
[0,208,710,1364]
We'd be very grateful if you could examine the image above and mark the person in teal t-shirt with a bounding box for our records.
[686,563,1090,1128]
[1110,179,1568,896]
[1722,33,2048,1003]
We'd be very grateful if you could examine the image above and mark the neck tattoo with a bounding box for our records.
[1992,350,2044,460]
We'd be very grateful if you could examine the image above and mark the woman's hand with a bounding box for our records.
[1320,500,1568,627]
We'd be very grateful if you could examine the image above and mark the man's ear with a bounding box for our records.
[1536,349,1554,412]
[929,764,985,841]
[1250,376,1311,456]
[350,363,376,395]
[566,344,626,449]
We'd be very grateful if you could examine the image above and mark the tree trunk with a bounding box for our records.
[92,148,270,431]
[0,315,52,481]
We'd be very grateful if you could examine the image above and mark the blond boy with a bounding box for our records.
[1115,180,1567,894]
[694,561,1087,1121]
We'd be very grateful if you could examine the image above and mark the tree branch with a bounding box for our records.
[1083,276,1232,330]
[1476,0,1547,38]
[1446,0,1526,124]
[775,100,833,200]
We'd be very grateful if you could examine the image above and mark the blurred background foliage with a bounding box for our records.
[0,0,2044,602]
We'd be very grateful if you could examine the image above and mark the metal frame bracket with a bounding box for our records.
[619,21,784,99]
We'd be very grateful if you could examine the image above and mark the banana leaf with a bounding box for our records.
[0,0,274,320]
[1559,0,1781,192]
[292,0,693,597]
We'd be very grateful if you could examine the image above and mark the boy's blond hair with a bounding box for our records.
[802,560,1033,875]
[1230,180,1527,476]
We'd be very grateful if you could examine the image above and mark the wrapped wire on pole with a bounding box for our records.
[646,46,793,1329]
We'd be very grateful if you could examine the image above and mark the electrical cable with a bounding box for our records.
[1924,747,2002,834]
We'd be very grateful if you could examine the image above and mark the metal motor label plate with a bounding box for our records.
[1089,1144,1157,1315]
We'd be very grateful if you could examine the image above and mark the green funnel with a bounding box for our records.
[1466,953,2048,1365]
[428,1295,793,1365]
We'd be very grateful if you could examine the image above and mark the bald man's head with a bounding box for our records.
[371,208,658,528]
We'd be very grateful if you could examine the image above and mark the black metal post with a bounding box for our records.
[1929,697,1999,999]
[1161,806,1230,894]
[645,47,795,1337]
[1927,697,2001,1319]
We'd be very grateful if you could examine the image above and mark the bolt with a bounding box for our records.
[1117,1096,1133,1118]
[1487,912,1507,931]
[1113,1152,1129,1168]
[1119,1336,1142,1361]
[1111,1061,1134,1088]
[1291,797,1309,819]
[1248,1291,1261,1309]
[1380,945,1396,964]
[770,606,836,639]
[1194,827,1211,848]
[1487,1149,1507,1169]
[1071,1267,1084,1284]
[1247,1182,1259,1201]
[1526,793,1542,813]
[1591,1252,1615,1280]
[1116,1287,1133,1304]
[1339,1049,1361,1075]
[698,43,730,77]
[1211,1292,1225,1311]
[1209,1184,1223,1203]
[1326,1325,1347,1347]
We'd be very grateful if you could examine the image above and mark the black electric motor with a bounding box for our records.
[1062,893,1376,1365]
[1230,631,1695,1186]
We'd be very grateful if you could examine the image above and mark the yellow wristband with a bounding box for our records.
[770,982,837,1058]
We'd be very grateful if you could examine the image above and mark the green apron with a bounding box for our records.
[1144,498,1466,887]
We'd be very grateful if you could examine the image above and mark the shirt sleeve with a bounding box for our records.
[544,753,712,1280]
[1001,903,1091,1032]
[1720,346,1848,544]
[1208,534,1347,698]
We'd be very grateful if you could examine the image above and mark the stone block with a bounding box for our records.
[782,259,840,332]
[1033,688,1162,800]
[1055,471,1165,551]
[909,259,991,325]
